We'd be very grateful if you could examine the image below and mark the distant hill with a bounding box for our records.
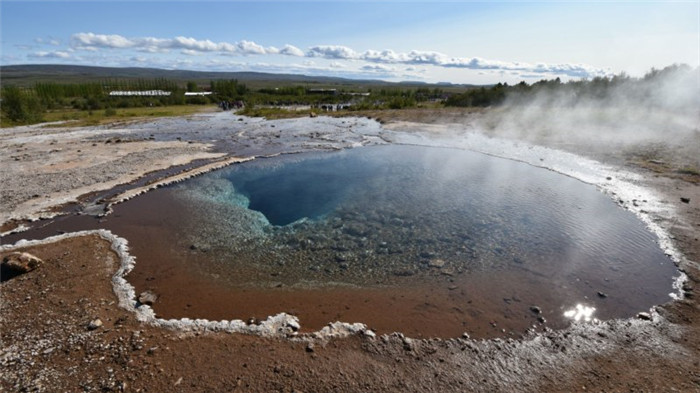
[0,64,472,91]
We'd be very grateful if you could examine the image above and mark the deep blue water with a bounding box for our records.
[226,155,371,226]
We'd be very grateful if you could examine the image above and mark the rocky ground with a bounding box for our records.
[1,109,699,392]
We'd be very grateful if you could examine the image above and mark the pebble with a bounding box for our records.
[138,290,158,306]
[87,318,103,330]
[429,259,446,268]
[530,306,542,314]
[636,312,652,321]
[305,342,315,353]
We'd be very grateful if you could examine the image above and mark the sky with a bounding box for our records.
[1,1,698,84]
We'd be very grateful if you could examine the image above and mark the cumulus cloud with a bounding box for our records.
[70,32,278,56]
[307,45,359,59]
[307,46,608,78]
[65,32,609,78]
[72,32,134,49]
[28,50,71,59]
[279,44,305,57]
[361,64,395,72]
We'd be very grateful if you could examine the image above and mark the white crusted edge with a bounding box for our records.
[0,229,373,340]
[101,156,257,217]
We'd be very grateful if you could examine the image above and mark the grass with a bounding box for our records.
[1,105,215,128]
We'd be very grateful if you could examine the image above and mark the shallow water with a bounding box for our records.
[4,144,678,338]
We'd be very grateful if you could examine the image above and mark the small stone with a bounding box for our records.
[597,291,608,298]
[362,330,376,339]
[305,342,315,353]
[2,252,44,274]
[286,320,301,332]
[680,197,690,204]
[636,312,652,321]
[530,306,542,314]
[429,259,446,268]
[88,318,103,330]
[138,290,158,306]
[606,176,612,181]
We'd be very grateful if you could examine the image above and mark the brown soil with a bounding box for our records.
[1,110,699,392]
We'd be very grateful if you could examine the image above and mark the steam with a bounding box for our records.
[474,65,700,168]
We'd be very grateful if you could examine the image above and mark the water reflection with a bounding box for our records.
[563,304,597,322]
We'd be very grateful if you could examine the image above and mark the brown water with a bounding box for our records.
[2,145,678,338]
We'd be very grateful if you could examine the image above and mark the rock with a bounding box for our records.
[393,269,415,277]
[402,337,415,352]
[636,312,652,321]
[429,259,446,268]
[87,318,103,330]
[362,330,376,339]
[597,291,608,298]
[2,252,43,274]
[305,342,315,353]
[680,197,690,204]
[309,111,317,118]
[138,290,158,306]
[530,306,542,314]
[286,320,301,332]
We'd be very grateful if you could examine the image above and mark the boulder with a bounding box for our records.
[2,252,44,274]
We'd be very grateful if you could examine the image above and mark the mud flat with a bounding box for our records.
[1,110,699,392]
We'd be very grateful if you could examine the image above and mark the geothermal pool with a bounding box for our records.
[6,145,679,337]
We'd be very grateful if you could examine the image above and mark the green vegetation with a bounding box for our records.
[1,86,44,124]
[39,105,212,127]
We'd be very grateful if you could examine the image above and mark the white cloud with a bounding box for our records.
[28,50,71,59]
[64,32,609,79]
[329,61,345,69]
[307,45,358,59]
[72,32,133,49]
[361,64,395,72]
[70,32,278,56]
[181,49,200,56]
[279,44,304,57]
[236,40,268,55]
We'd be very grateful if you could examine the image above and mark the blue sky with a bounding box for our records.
[1,1,698,84]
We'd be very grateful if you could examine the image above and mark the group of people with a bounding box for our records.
[219,100,244,111]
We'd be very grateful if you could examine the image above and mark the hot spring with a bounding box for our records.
[8,144,679,338]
